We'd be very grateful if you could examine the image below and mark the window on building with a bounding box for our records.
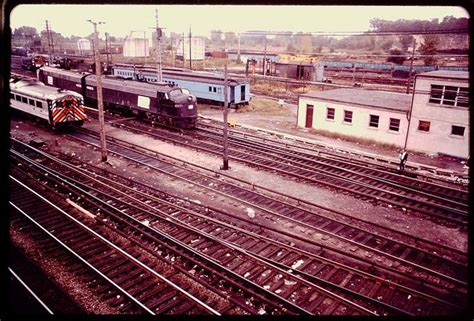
[36,101,43,108]
[21,96,28,103]
[343,110,352,123]
[10,93,14,99]
[418,120,431,132]
[326,107,335,120]
[389,118,400,131]
[16,95,21,101]
[29,99,35,106]
[451,125,465,137]
[429,84,469,107]
[369,114,379,128]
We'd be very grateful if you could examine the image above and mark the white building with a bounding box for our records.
[176,36,205,60]
[406,70,469,159]
[123,32,149,57]
[297,89,411,148]
[297,70,469,159]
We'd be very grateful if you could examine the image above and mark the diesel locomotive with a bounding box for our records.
[37,66,198,129]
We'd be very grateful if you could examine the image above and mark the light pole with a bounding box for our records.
[88,19,108,162]
[221,63,229,170]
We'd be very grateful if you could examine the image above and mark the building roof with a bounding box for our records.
[300,88,411,112]
[416,70,469,80]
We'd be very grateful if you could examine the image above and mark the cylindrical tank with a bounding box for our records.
[123,32,149,57]
[77,39,91,56]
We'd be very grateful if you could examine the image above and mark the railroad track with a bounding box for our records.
[10,138,467,316]
[8,246,84,314]
[29,131,466,304]
[9,176,222,315]
[10,140,378,316]
[109,117,468,226]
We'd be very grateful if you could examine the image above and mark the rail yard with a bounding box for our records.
[8,4,469,318]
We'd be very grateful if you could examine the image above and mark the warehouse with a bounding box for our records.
[297,88,411,147]
[297,70,469,158]
[406,70,469,159]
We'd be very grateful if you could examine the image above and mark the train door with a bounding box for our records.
[230,86,235,104]
[305,104,314,128]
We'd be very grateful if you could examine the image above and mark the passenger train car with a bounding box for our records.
[10,76,86,128]
[37,66,198,129]
[112,64,251,107]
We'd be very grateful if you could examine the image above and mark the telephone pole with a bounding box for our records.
[263,35,267,78]
[406,38,416,94]
[155,9,163,82]
[45,20,54,65]
[88,19,108,162]
[189,25,192,70]
[221,63,229,170]
[182,32,185,68]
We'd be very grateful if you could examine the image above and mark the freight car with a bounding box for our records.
[111,64,251,107]
[10,75,86,128]
[37,66,197,129]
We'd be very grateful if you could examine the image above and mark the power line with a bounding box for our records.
[241,29,469,37]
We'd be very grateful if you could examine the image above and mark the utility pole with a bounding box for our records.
[88,20,108,162]
[155,9,163,82]
[406,38,416,94]
[263,35,267,78]
[221,63,229,170]
[45,20,54,65]
[182,32,185,68]
[237,33,241,63]
[105,32,110,64]
[189,25,192,70]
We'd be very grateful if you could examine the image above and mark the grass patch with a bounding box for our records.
[236,97,292,116]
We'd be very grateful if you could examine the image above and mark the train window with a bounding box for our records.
[369,114,379,128]
[389,118,400,132]
[21,96,28,103]
[343,110,352,123]
[213,87,217,93]
[451,125,465,137]
[418,120,430,132]
[326,108,335,120]
[36,101,43,108]
[29,99,35,106]
[10,93,14,99]
[209,86,212,92]
[15,95,21,101]
[218,88,222,94]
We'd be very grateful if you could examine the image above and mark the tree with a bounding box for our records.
[13,26,37,37]
[286,43,296,53]
[419,34,439,65]
[387,49,405,65]
[399,35,414,53]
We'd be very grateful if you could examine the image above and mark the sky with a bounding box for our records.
[10,5,469,40]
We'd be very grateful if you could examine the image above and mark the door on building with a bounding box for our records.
[241,85,245,101]
[305,104,314,128]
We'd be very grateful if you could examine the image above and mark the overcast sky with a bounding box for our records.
[10,5,469,39]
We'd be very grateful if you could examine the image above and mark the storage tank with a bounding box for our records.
[123,31,149,57]
[176,36,205,60]
[77,38,92,56]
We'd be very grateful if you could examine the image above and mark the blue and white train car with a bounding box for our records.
[112,64,251,107]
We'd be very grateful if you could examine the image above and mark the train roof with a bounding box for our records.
[10,77,83,100]
[300,88,411,113]
[88,75,181,95]
[113,64,248,85]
